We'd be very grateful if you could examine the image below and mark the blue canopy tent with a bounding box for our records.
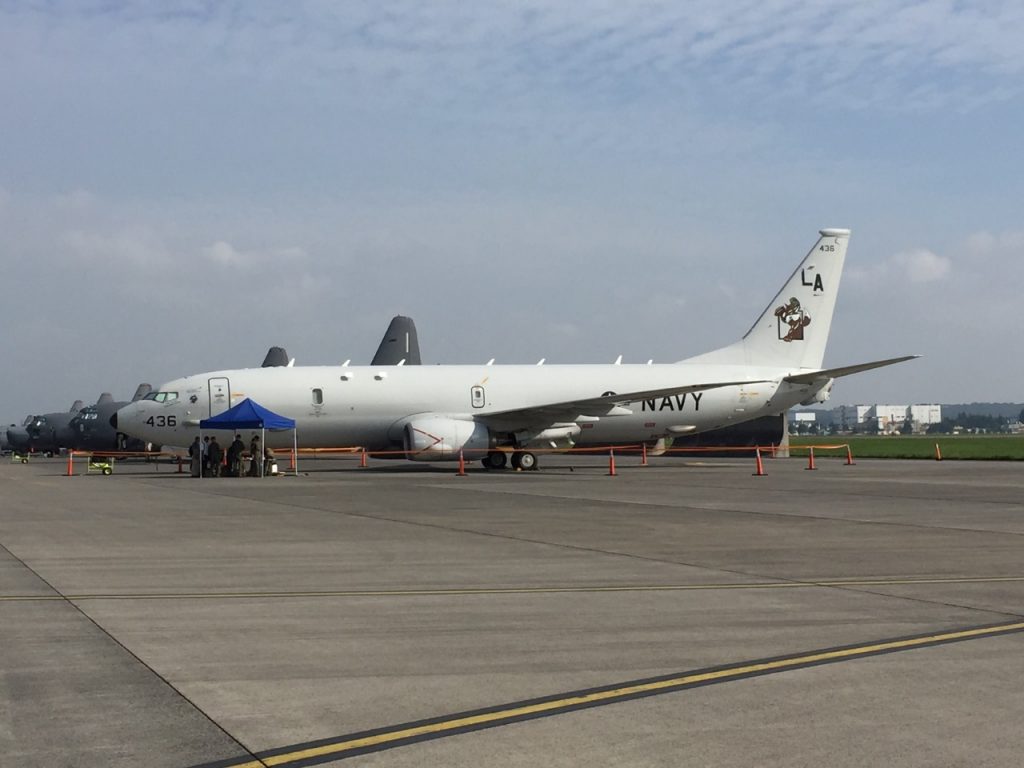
[199,398,297,477]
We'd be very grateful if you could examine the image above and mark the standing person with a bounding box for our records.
[188,436,202,478]
[202,436,211,475]
[249,435,261,477]
[264,445,276,476]
[227,434,244,477]
[207,437,223,478]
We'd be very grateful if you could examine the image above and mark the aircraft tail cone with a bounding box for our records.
[806,446,817,470]
[608,448,617,477]
[753,447,766,476]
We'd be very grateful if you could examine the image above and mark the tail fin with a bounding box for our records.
[261,346,290,367]
[683,228,850,370]
[131,383,152,402]
[372,315,421,365]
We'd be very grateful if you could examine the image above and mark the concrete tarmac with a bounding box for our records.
[2,453,1023,766]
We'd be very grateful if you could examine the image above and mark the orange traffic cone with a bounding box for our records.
[360,449,367,468]
[805,446,817,470]
[640,442,648,466]
[66,451,74,477]
[608,448,617,476]
[845,445,855,466]
[457,449,466,476]
[935,443,943,461]
[753,447,766,476]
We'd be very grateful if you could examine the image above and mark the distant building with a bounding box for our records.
[849,404,942,434]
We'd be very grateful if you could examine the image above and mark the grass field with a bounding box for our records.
[789,435,1024,461]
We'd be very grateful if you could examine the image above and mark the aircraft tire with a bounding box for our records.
[517,451,537,471]
[480,456,493,469]
[487,451,508,470]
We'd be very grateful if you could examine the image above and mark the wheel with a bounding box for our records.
[20,458,28,464]
[518,452,538,471]
[486,451,508,470]
[102,468,112,476]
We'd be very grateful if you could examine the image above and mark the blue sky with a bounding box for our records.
[2,1,1024,421]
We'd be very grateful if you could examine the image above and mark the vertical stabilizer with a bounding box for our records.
[683,229,850,370]
[131,384,152,402]
[372,316,421,365]
[261,347,290,367]
[69,400,84,413]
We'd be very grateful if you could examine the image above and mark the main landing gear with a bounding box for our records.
[480,450,538,471]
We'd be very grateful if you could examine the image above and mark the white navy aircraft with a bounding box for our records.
[115,229,915,470]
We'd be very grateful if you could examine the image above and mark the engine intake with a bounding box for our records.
[403,416,493,461]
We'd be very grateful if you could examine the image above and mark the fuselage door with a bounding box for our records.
[470,385,485,409]
[208,377,230,417]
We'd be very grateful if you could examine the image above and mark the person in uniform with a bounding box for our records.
[207,437,223,478]
[249,435,261,477]
[188,436,202,477]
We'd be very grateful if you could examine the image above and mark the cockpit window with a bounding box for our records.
[145,392,179,403]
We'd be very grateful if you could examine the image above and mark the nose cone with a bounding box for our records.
[114,402,146,438]
[6,427,29,450]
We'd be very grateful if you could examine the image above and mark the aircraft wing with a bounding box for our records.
[477,379,765,429]
[784,355,919,385]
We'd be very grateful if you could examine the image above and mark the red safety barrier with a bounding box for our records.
[753,446,766,476]
[607,448,617,476]
[806,446,817,470]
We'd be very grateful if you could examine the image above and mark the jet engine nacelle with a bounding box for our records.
[403,416,494,461]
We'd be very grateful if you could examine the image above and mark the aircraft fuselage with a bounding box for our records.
[115,363,812,452]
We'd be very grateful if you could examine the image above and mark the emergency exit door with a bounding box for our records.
[208,377,230,416]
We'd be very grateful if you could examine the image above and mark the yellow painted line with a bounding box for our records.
[4,575,1024,603]
[220,621,1024,767]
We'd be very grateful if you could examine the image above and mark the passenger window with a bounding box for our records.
[312,388,324,405]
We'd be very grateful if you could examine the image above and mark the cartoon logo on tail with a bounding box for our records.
[774,297,811,342]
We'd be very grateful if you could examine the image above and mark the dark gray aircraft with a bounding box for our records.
[259,317,420,370]
[69,384,152,452]
[262,347,291,367]
[371,316,420,365]
[6,400,85,456]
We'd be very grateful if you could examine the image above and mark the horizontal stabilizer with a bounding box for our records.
[784,355,919,385]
